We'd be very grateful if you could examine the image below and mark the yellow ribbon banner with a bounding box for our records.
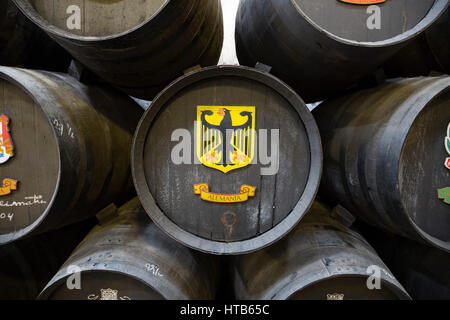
[0,178,17,196]
[194,183,256,203]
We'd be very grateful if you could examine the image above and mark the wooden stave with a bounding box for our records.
[384,7,450,77]
[313,76,450,252]
[0,67,143,245]
[38,198,219,300]
[233,202,411,300]
[12,0,224,100]
[0,0,71,71]
[0,219,94,300]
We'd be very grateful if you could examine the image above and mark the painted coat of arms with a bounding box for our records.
[196,106,255,174]
[0,115,14,164]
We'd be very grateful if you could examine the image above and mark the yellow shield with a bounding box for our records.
[196,106,256,173]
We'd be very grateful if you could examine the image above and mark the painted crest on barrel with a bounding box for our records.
[0,178,17,196]
[0,115,14,164]
[338,0,386,4]
[196,106,255,174]
[445,122,450,170]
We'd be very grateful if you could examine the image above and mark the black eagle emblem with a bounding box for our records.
[199,108,254,169]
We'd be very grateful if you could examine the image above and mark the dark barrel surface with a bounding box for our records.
[233,202,410,300]
[39,198,219,300]
[314,77,450,252]
[384,7,450,77]
[360,225,450,300]
[132,65,322,255]
[13,0,224,99]
[235,0,449,102]
[0,219,94,300]
[0,0,71,71]
[0,67,143,245]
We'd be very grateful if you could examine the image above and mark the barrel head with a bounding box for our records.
[0,79,60,244]
[28,0,167,37]
[288,276,400,300]
[292,0,436,42]
[40,270,164,300]
[133,66,322,254]
[399,90,450,244]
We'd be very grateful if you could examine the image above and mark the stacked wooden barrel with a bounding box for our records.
[314,76,450,252]
[39,198,219,300]
[233,202,410,300]
[0,66,143,245]
[235,0,449,102]
[0,0,71,70]
[0,219,94,299]
[359,225,450,300]
[384,7,450,77]
[13,0,224,99]
[132,65,322,255]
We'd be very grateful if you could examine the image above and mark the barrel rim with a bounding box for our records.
[38,268,168,300]
[289,0,450,47]
[132,65,323,255]
[12,0,172,42]
[0,66,62,245]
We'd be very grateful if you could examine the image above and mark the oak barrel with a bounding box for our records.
[360,225,450,300]
[384,7,450,77]
[0,0,71,71]
[38,198,219,300]
[0,219,94,300]
[235,0,449,102]
[132,66,322,255]
[0,66,143,245]
[13,0,224,99]
[233,202,410,300]
[313,77,450,252]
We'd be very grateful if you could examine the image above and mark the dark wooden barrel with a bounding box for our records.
[0,219,94,300]
[384,7,450,77]
[0,66,143,245]
[0,0,71,71]
[38,198,219,300]
[132,66,322,255]
[235,0,449,102]
[233,202,410,300]
[13,0,224,99]
[313,76,450,252]
[359,224,450,300]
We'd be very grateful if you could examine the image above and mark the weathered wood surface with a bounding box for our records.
[13,0,224,99]
[0,219,94,300]
[384,7,450,77]
[313,76,450,252]
[233,202,410,300]
[0,0,71,71]
[359,223,450,300]
[235,0,449,102]
[39,198,219,300]
[132,66,322,255]
[0,67,143,245]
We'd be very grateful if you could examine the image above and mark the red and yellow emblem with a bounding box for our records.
[0,115,14,164]
[0,178,17,196]
[197,106,256,174]
[194,184,256,203]
[339,0,386,4]
[445,122,450,170]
